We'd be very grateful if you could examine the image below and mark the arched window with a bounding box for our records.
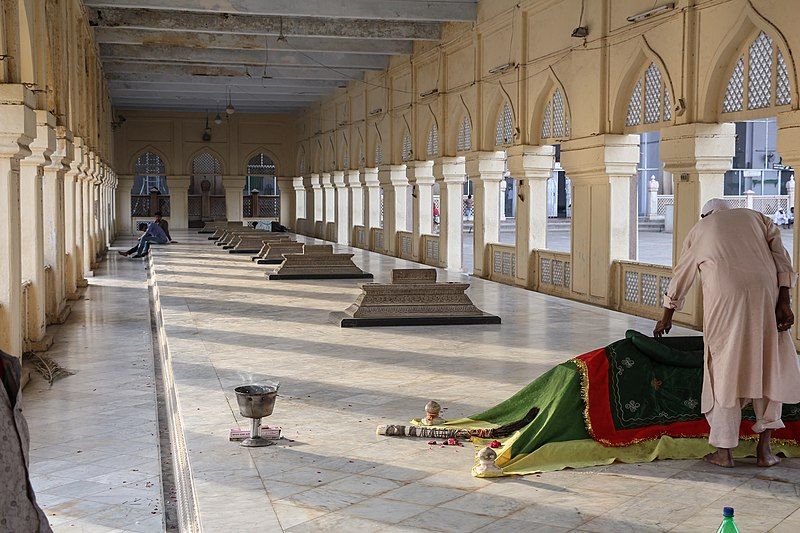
[722,31,792,115]
[359,143,366,167]
[457,115,472,152]
[245,153,277,195]
[426,123,439,158]
[541,88,571,140]
[374,143,383,166]
[343,147,350,170]
[401,131,412,162]
[190,152,222,195]
[626,63,672,128]
[495,102,514,146]
[133,151,168,194]
[298,151,307,176]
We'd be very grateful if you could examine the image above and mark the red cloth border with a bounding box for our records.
[576,349,800,446]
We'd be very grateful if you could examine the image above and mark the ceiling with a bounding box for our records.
[84,0,478,115]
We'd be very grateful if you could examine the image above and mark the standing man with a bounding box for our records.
[1,350,52,532]
[654,198,800,467]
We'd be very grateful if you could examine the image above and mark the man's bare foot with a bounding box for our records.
[757,430,781,467]
[704,449,734,467]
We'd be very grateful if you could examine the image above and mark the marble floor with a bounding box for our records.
[24,248,165,532]
[131,230,800,532]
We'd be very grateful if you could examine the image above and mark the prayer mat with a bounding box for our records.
[406,330,800,477]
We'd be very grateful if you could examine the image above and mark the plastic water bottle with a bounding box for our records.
[716,507,739,533]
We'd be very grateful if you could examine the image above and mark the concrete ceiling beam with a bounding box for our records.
[108,80,334,94]
[110,90,320,102]
[93,28,413,55]
[103,62,365,81]
[85,0,477,22]
[86,7,441,40]
[99,43,389,70]
[116,104,302,114]
[105,72,345,87]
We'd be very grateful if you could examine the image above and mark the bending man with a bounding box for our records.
[654,198,800,467]
[119,219,169,258]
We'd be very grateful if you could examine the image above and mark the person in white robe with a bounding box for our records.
[654,198,800,467]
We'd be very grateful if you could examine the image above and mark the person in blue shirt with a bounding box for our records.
[119,219,169,258]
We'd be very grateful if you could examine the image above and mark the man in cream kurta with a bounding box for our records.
[654,198,800,467]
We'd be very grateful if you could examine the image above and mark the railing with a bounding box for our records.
[188,195,201,217]
[243,194,280,218]
[656,194,789,217]
[421,234,440,267]
[534,250,572,297]
[613,260,673,320]
[325,222,336,242]
[487,243,516,285]
[397,231,413,260]
[370,227,385,252]
[353,225,367,249]
[131,195,171,217]
[210,196,226,219]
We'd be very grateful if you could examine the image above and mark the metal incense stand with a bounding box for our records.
[234,383,280,447]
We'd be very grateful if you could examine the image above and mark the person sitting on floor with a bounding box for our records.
[154,211,173,242]
[119,220,169,258]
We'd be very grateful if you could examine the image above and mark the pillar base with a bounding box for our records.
[49,304,72,325]
[76,278,89,288]
[25,334,53,353]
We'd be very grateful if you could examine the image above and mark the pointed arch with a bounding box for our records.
[532,70,573,144]
[700,4,797,122]
[456,114,473,153]
[130,145,171,175]
[401,128,413,162]
[131,148,169,195]
[339,131,350,170]
[426,122,440,158]
[494,99,515,147]
[242,146,281,176]
[185,146,226,175]
[612,37,676,133]
[296,145,307,176]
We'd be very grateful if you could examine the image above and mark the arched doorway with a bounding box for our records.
[243,153,278,218]
[132,151,169,217]
[189,152,224,225]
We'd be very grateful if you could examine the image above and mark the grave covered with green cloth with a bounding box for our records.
[407,330,800,477]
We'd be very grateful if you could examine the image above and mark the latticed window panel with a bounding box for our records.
[540,258,552,285]
[644,64,662,124]
[626,80,642,127]
[457,116,472,152]
[540,101,552,139]
[495,102,514,146]
[359,145,366,167]
[401,133,412,161]
[191,152,222,176]
[777,49,792,106]
[134,152,165,176]
[624,271,640,303]
[552,89,565,138]
[723,56,745,113]
[664,85,672,121]
[660,276,671,299]
[564,262,571,287]
[748,31,774,110]
[298,156,307,175]
[552,260,564,286]
[343,150,350,169]
[641,273,659,307]
[427,124,439,157]
[374,144,383,166]
[247,153,276,176]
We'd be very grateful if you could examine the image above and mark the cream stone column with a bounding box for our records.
[433,157,466,271]
[19,110,55,350]
[362,167,381,229]
[84,153,98,271]
[292,177,306,230]
[499,180,508,221]
[309,173,323,228]
[169,175,191,230]
[560,135,640,307]
[64,140,83,295]
[43,126,73,324]
[223,176,246,221]
[0,85,35,358]
[661,123,735,327]
[347,170,363,238]
[507,145,556,287]
[776,111,800,346]
[465,151,506,278]
[321,172,335,229]
[332,171,349,245]
[276,177,294,228]
[116,174,134,235]
[407,161,435,261]
[378,164,409,256]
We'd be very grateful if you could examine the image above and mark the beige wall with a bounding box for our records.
[113,110,296,180]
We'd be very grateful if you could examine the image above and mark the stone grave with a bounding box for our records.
[330,268,500,327]
[253,241,304,263]
[267,244,373,280]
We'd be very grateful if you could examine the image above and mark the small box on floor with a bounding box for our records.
[228,427,282,441]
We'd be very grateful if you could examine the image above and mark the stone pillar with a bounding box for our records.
[19,110,55,350]
[661,123,735,326]
[362,167,381,229]
[276,177,294,227]
[0,85,35,358]
[647,175,660,220]
[74,152,89,282]
[82,153,96,273]
[43,126,73,324]
[788,175,796,211]
[407,161,435,262]
[378,164,409,256]
[309,173,323,225]
[333,171,349,245]
[560,135,640,306]
[465,151,506,278]
[745,189,756,209]
[169,175,191,229]
[507,145,555,287]
[433,157,466,271]
[292,177,306,228]
[347,170,363,237]
[223,176,246,221]
[776,111,800,346]
[499,179,508,221]
[117,175,134,235]
[322,172,335,227]
[64,140,82,296]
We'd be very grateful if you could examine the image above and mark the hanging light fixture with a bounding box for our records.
[202,113,212,141]
[261,36,272,83]
[226,86,235,115]
[214,112,222,125]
